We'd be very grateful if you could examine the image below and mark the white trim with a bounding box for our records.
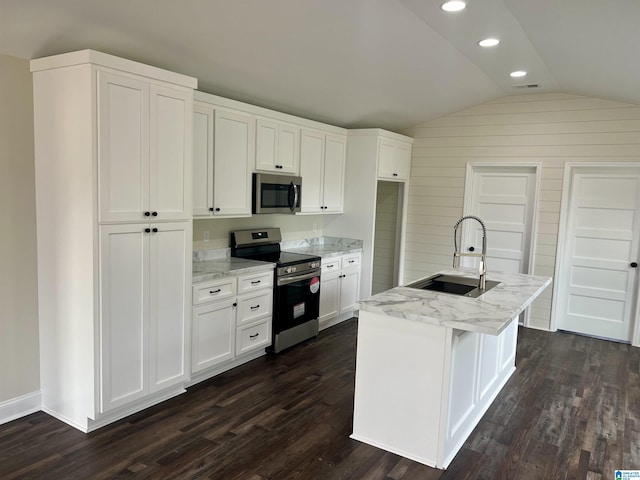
[552,162,640,345]
[0,391,42,426]
[463,162,542,328]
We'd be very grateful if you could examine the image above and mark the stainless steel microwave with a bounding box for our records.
[252,173,302,214]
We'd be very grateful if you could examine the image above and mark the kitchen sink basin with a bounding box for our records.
[405,274,500,298]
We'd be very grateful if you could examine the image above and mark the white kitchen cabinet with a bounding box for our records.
[192,96,254,218]
[31,50,196,432]
[378,137,411,181]
[190,268,273,383]
[255,118,299,175]
[98,70,192,223]
[319,253,361,330]
[299,129,346,214]
[99,222,190,412]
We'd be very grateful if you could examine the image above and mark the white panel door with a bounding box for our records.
[323,135,346,213]
[319,271,340,323]
[149,85,191,221]
[255,119,278,172]
[192,299,236,372]
[463,166,537,275]
[98,71,149,223]
[148,222,189,393]
[339,268,360,315]
[557,168,640,342]
[99,224,148,412]
[300,129,325,213]
[192,103,214,216]
[213,109,254,216]
[277,124,299,174]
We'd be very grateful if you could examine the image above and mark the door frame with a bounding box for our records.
[552,162,640,346]
[463,162,541,328]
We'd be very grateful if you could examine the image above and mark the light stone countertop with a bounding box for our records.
[357,268,552,335]
[192,258,275,284]
[282,236,363,259]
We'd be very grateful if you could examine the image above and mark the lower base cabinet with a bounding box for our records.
[191,269,273,382]
[319,253,361,330]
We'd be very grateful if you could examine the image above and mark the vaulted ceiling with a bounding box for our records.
[1,0,638,132]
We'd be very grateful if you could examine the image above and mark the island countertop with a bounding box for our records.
[357,268,552,335]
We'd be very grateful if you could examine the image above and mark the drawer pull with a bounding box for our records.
[251,280,261,285]
[209,288,222,294]
[250,305,260,310]
[327,265,335,268]
[249,333,260,339]
[348,260,355,264]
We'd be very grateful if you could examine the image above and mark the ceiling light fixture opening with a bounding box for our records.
[441,1,466,12]
[478,38,500,47]
[510,70,527,78]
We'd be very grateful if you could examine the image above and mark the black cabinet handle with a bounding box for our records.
[232,302,237,307]
[152,211,158,217]
[251,280,261,285]
[144,228,151,233]
[215,208,221,212]
[209,207,214,212]
[275,165,283,169]
[249,333,260,339]
[144,211,151,217]
[152,228,158,233]
[468,246,475,252]
[250,305,260,310]
[631,262,638,268]
[209,288,221,294]
[393,173,398,177]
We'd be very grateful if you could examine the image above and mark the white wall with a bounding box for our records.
[403,93,640,330]
[0,55,40,402]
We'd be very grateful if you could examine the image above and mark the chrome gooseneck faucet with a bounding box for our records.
[453,215,487,290]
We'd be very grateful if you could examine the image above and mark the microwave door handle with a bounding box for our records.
[289,182,299,212]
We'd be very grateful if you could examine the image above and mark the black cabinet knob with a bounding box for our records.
[209,207,214,212]
[152,211,158,217]
[468,246,475,252]
[144,228,151,233]
[393,173,398,177]
[631,262,638,268]
[215,207,221,212]
[144,211,151,217]
[152,228,158,233]
[232,302,237,307]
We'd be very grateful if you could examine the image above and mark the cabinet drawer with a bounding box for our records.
[342,254,361,270]
[237,290,273,325]
[193,278,236,305]
[236,319,271,355]
[322,258,342,272]
[237,271,273,294]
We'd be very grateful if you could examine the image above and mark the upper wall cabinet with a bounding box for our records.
[98,71,192,223]
[192,93,255,218]
[378,137,412,181]
[255,118,300,175]
[299,130,346,214]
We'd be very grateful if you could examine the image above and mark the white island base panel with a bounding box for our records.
[351,310,519,469]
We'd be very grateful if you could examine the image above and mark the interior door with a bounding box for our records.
[556,167,640,342]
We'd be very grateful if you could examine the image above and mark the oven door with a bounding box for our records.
[273,270,321,333]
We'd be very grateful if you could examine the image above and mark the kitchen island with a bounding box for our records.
[351,268,552,469]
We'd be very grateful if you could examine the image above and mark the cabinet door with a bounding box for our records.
[277,124,299,174]
[213,109,254,216]
[255,119,278,172]
[148,222,190,393]
[99,224,149,412]
[98,71,150,223]
[299,129,325,213]
[447,330,480,443]
[323,135,346,213]
[339,267,360,315]
[192,103,215,216]
[149,85,192,221]
[319,271,340,323]
[378,139,410,181]
[192,299,236,372]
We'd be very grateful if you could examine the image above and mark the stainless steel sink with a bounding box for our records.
[405,274,500,298]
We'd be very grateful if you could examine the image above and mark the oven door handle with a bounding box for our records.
[277,270,320,286]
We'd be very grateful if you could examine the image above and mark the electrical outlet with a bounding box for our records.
[203,230,210,242]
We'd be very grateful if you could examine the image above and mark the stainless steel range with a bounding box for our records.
[231,228,321,353]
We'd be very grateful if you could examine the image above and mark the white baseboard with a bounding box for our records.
[0,391,42,426]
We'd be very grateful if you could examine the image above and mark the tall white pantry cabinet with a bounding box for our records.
[31,50,197,432]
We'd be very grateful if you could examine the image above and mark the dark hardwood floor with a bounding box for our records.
[1,319,639,479]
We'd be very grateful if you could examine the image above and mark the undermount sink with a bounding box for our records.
[405,274,500,298]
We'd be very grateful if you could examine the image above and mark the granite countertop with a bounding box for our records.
[284,244,363,259]
[192,258,275,284]
[358,268,552,335]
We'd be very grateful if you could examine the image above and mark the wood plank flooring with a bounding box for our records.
[1,319,639,479]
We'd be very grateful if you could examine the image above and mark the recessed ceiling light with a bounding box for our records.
[441,1,466,12]
[478,38,500,47]
[510,70,527,78]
